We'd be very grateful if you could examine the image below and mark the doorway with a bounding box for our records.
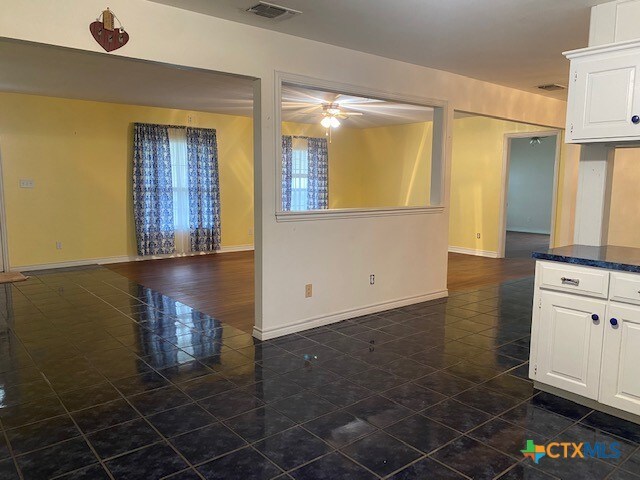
[499,131,560,259]
[0,38,258,330]
[0,157,7,273]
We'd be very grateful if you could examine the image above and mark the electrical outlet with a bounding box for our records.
[476,233,481,239]
[305,284,312,298]
[369,274,375,285]
[19,179,34,189]
[55,241,62,250]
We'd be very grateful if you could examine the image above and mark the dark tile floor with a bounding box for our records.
[0,267,639,479]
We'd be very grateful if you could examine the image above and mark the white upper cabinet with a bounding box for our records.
[565,40,640,143]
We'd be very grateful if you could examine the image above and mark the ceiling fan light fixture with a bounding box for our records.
[321,117,332,128]
[330,117,340,128]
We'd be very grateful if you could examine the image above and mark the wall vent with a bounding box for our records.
[537,84,566,92]
[246,2,301,19]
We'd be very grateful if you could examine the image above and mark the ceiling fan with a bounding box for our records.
[319,102,363,129]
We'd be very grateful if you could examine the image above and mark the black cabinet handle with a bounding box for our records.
[610,318,619,327]
[592,314,599,322]
[632,115,640,124]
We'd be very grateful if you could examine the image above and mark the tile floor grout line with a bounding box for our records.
[4,307,118,480]
[383,454,473,480]
[0,426,25,480]
[80,355,206,479]
[605,445,640,480]
[296,423,385,478]
[6,268,638,480]
[282,444,383,479]
[51,275,223,479]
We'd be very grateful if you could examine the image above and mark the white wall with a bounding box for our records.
[507,136,557,235]
[0,0,569,339]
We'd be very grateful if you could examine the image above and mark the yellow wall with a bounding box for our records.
[3,93,584,268]
[608,148,640,247]
[281,122,365,209]
[1,93,434,268]
[553,145,640,249]
[449,116,579,254]
[359,122,433,208]
[553,138,580,247]
[0,92,254,268]
[282,121,434,209]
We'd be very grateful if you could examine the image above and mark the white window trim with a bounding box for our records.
[274,71,449,221]
[276,205,445,222]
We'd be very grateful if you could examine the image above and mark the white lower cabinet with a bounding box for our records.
[537,290,606,400]
[533,261,640,418]
[600,303,640,416]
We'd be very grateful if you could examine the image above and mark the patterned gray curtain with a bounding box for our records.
[186,128,221,252]
[133,123,175,256]
[281,136,293,211]
[308,137,329,209]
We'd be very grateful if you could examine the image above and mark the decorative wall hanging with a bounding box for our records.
[90,8,129,52]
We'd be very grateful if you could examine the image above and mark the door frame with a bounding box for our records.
[497,130,562,258]
[0,155,9,272]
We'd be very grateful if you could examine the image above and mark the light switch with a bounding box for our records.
[19,179,34,189]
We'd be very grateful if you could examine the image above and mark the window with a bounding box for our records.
[132,123,221,256]
[281,135,329,211]
[280,82,445,214]
[168,128,190,253]
[291,137,309,211]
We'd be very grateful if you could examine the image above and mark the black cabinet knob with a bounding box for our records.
[610,318,619,327]
[632,115,640,124]
[591,314,599,322]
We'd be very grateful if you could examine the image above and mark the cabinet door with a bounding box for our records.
[569,51,640,141]
[600,303,640,415]
[537,291,605,399]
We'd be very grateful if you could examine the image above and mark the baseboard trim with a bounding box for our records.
[12,245,255,272]
[534,381,640,425]
[13,256,133,272]
[448,246,499,258]
[217,244,255,253]
[253,289,449,340]
[507,228,551,235]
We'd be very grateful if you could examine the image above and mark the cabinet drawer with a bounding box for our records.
[538,262,609,298]
[610,272,640,305]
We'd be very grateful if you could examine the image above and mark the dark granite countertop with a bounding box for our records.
[532,245,640,273]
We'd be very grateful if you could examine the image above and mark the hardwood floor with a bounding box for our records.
[448,232,543,291]
[447,253,534,291]
[106,252,254,333]
[106,245,537,334]
[505,231,550,259]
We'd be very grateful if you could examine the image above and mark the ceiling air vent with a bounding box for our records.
[537,84,566,92]
[246,2,301,19]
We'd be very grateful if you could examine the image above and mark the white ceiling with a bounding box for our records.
[282,84,435,128]
[149,0,606,99]
[0,40,451,127]
[0,40,256,116]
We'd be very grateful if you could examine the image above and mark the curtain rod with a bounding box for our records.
[286,135,326,140]
[133,122,217,132]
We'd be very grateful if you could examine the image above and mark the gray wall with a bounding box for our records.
[506,136,556,235]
